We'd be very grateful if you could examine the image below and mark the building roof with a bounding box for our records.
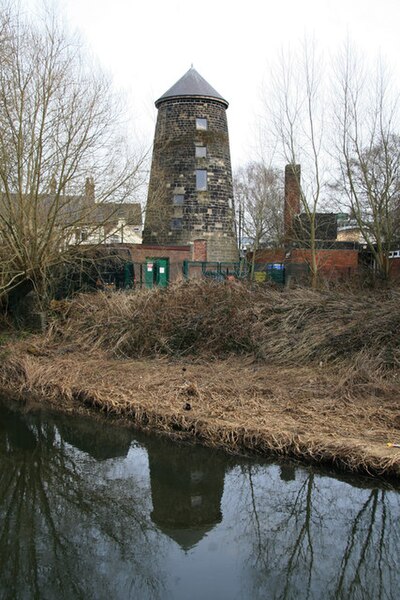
[155,67,228,108]
[91,202,142,226]
[0,191,142,227]
[294,212,338,242]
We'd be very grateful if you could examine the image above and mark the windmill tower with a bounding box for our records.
[143,67,238,262]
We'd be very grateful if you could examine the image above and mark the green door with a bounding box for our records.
[155,258,169,287]
[124,262,134,288]
[145,258,169,288]
[145,259,156,288]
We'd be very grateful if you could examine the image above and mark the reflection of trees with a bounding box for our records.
[0,405,162,600]
[277,473,316,599]
[2,401,400,600]
[246,467,318,600]
[334,488,398,600]
[235,463,400,600]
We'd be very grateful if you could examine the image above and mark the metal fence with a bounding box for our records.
[92,260,287,291]
[183,260,286,284]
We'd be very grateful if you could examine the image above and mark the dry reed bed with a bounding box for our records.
[1,347,400,478]
[46,280,400,369]
[2,280,400,477]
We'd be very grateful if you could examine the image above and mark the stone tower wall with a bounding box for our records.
[143,98,238,262]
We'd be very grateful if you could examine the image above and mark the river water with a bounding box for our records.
[0,396,399,600]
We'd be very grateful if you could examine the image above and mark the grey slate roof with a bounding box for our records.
[155,67,228,108]
[91,202,142,226]
[0,192,142,227]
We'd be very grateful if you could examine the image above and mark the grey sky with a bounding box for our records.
[23,0,400,168]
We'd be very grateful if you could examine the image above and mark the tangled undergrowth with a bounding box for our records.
[46,280,400,370]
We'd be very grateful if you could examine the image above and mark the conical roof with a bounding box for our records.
[155,67,228,108]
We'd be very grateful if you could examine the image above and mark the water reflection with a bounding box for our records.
[0,402,162,600]
[0,399,399,600]
[57,417,132,460]
[147,437,225,551]
[231,465,400,600]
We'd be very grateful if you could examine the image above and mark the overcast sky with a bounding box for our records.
[22,0,400,169]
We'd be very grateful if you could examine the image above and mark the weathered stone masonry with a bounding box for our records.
[143,68,238,263]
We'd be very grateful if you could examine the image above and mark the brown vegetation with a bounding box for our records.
[1,280,400,478]
[46,280,400,368]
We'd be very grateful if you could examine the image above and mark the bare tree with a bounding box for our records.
[265,40,329,287]
[0,3,145,307]
[234,161,284,278]
[265,40,400,285]
[333,46,400,280]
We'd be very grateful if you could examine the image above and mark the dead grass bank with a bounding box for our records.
[1,281,400,477]
[1,347,400,478]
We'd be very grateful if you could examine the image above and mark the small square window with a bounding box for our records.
[173,205,183,217]
[195,145,207,158]
[196,169,207,191]
[173,194,184,205]
[171,218,182,230]
[196,118,207,130]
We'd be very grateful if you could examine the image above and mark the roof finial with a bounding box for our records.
[191,63,193,69]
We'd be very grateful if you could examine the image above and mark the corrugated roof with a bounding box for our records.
[155,67,228,108]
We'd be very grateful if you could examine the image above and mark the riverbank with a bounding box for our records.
[1,343,400,478]
[1,280,400,478]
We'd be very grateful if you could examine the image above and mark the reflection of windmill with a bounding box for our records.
[147,438,226,551]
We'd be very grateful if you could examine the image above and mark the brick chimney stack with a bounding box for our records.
[284,164,301,243]
[49,177,57,194]
[85,177,95,204]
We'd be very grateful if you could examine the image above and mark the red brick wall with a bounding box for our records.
[389,259,400,278]
[289,248,359,278]
[121,244,192,263]
[252,247,359,280]
[284,164,301,242]
[117,243,193,283]
[193,239,207,262]
[252,248,286,263]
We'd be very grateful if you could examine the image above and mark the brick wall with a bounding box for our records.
[389,259,400,278]
[120,243,192,283]
[193,239,207,262]
[289,248,359,278]
[251,248,286,263]
[252,247,359,280]
[284,164,301,242]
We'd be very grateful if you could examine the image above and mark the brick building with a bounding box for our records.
[252,164,360,281]
[143,67,238,262]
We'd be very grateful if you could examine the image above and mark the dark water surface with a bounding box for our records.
[1,397,399,600]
